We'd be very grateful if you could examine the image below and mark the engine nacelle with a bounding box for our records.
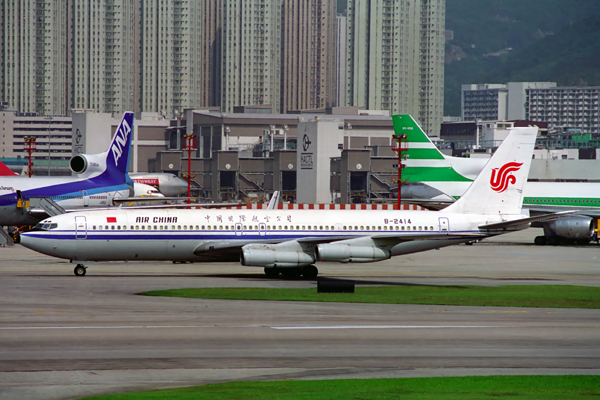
[548,216,595,239]
[316,243,390,263]
[241,243,315,268]
[70,153,106,176]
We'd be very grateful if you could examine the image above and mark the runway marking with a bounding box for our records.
[270,325,499,330]
[0,325,500,331]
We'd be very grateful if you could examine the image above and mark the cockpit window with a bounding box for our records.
[31,222,58,231]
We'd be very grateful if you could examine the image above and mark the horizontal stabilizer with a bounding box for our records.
[479,210,578,230]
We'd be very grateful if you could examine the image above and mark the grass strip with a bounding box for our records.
[81,375,600,400]
[142,285,600,308]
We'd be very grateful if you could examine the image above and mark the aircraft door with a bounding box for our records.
[259,223,266,236]
[75,216,87,239]
[235,223,243,236]
[82,190,90,207]
[438,217,449,234]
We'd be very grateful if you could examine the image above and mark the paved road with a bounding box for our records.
[1,230,599,399]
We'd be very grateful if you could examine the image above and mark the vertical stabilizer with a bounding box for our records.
[444,127,538,215]
[105,112,134,175]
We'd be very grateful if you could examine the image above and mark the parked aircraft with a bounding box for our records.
[22,124,565,278]
[393,115,600,245]
[0,112,135,227]
[129,173,188,197]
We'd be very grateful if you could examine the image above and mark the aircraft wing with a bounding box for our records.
[479,210,579,230]
[525,206,600,219]
[193,232,478,257]
[111,198,242,208]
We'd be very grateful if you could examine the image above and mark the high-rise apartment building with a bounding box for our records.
[200,0,222,107]
[140,1,203,117]
[71,0,138,114]
[221,0,282,113]
[1,0,204,118]
[336,16,348,108]
[280,0,336,112]
[346,0,445,134]
[2,1,69,116]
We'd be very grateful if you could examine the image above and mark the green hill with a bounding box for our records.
[445,0,600,116]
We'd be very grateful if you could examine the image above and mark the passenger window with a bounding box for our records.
[141,226,145,230]
[93,225,96,230]
[219,226,223,230]
[112,226,115,230]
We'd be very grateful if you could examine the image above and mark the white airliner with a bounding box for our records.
[0,112,135,227]
[129,173,188,197]
[21,125,564,278]
[393,115,600,245]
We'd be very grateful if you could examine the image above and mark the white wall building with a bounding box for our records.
[526,86,600,134]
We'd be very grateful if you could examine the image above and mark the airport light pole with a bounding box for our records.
[182,133,196,203]
[23,137,36,178]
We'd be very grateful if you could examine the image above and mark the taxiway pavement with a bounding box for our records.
[1,230,599,399]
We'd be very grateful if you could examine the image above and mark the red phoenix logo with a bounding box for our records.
[490,162,523,193]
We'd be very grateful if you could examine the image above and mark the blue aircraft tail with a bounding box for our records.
[106,112,134,175]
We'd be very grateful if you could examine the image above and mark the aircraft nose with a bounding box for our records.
[19,233,34,249]
[172,178,189,195]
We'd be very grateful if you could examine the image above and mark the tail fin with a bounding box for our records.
[0,160,18,176]
[105,112,134,175]
[392,114,483,184]
[443,127,538,215]
[392,115,445,162]
[267,191,280,210]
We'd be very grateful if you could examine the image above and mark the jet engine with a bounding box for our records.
[316,243,390,263]
[240,243,315,268]
[70,153,107,176]
[548,216,595,240]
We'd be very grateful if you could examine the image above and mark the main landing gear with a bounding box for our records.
[264,265,319,280]
[74,264,87,276]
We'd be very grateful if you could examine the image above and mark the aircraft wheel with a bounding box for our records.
[302,265,318,280]
[264,267,279,278]
[74,265,87,276]
[281,268,302,280]
[534,236,547,245]
[547,236,559,246]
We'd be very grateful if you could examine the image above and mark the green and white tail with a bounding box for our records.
[392,115,486,200]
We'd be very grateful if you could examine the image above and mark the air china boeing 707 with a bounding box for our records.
[21,124,567,278]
